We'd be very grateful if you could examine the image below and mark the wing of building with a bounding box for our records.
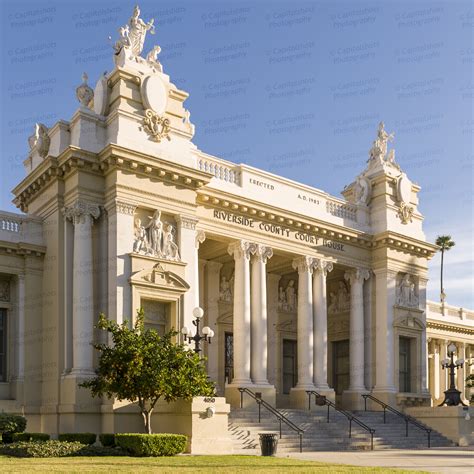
[0,7,472,434]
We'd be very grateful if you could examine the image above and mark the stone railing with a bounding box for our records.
[197,155,241,185]
[427,301,474,321]
[325,198,357,221]
[1,213,22,233]
[0,211,43,246]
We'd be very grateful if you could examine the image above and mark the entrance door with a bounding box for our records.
[282,339,297,394]
[224,332,233,384]
[399,336,411,392]
[333,339,349,395]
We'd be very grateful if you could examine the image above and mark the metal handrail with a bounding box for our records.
[307,390,375,450]
[361,394,431,448]
[238,387,304,452]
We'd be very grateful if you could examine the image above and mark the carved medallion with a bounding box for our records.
[143,109,171,142]
[397,202,414,224]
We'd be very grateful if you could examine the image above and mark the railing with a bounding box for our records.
[307,390,375,450]
[1,215,22,233]
[325,199,357,221]
[361,394,431,448]
[198,156,241,185]
[239,387,304,452]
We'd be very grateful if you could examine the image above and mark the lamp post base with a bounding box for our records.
[438,388,467,407]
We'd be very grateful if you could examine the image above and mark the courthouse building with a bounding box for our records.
[0,7,472,434]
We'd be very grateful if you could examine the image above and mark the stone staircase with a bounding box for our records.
[229,407,454,454]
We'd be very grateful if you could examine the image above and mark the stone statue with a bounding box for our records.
[337,281,350,312]
[0,281,9,302]
[328,291,338,313]
[146,45,163,72]
[133,217,148,253]
[28,123,50,159]
[145,210,163,256]
[278,286,286,311]
[114,5,155,59]
[219,276,232,302]
[397,274,418,307]
[369,121,394,161]
[162,223,180,260]
[285,280,297,312]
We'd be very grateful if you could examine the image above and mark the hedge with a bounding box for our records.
[115,433,187,457]
[0,441,85,457]
[12,432,50,442]
[0,441,127,458]
[99,433,115,447]
[58,433,96,445]
[0,414,27,440]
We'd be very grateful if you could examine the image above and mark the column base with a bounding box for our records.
[368,388,397,410]
[341,390,366,410]
[225,383,276,408]
[289,386,315,409]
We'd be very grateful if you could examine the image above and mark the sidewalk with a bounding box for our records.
[280,447,474,473]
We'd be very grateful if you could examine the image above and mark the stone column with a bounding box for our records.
[63,201,100,375]
[17,274,25,381]
[418,277,430,397]
[267,273,282,389]
[226,241,253,407]
[373,268,397,405]
[205,261,222,393]
[312,259,334,399]
[176,216,200,333]
[343,268,370,409]
[107,201,136,326]
[456,342,466,401]
[250,245,273,385]
[290,256,315,408]
[439,339,448,399]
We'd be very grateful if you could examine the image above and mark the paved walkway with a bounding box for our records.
[280,447,474,473]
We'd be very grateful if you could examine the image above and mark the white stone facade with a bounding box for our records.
[0,7,472,435]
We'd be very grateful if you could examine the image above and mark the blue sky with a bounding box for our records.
[0,0,473,308]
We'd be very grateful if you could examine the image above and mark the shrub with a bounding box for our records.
[0,414,27,441]
[12,432,50,442]
[73,445,126,457]
[115,433,187,457]
[0,440,84,457]
[58,433,96,445]
[99,433,115,447]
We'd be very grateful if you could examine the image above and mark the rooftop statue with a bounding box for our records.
[369,121,394,161]
[113,5,155,59]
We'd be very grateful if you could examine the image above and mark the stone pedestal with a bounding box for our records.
[225,384,276,409]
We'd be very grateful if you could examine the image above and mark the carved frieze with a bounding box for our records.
[396,274,419,308]
[278,280,297,312]
[134,209,180,261]
[328,280,350,314]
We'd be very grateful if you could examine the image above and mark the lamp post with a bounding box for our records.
[181,307,214,354]
[438,342,467,406]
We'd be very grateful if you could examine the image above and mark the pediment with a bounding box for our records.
[393,314,425,330]
[130,263,190,293]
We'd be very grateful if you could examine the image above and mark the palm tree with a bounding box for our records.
[435,235,455,303]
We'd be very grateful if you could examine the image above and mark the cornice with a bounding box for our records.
[427,320,474,336]
[372,230,438,259]
[0,242,46,257]
[197,189,373,250]
[98,144,212,191]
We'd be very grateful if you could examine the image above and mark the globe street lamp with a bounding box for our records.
[438,342,467,406]
[181,306,214,354]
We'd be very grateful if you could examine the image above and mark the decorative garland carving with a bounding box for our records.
[397,202,414,224]
[143,109,171,142]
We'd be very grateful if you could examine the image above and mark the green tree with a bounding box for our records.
[435,235,455,303]
[80,311,215,434]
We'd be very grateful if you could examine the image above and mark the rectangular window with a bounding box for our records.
[282,339,297,394]
[333,340,349,395]
[399,336,411,392]
[141,300,170,336]
[224,332,233,383]
[0,309,6,382]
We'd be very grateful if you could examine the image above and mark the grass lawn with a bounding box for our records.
[0,454,426,473]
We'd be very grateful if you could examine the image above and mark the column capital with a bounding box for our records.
[344,268,371,285]
[62,200,100,225]
[115,201,136,215]
[312,258,333,276]
[228,240,254,260]
[195,229,206,249]
[292,256,314,273]
[251,244,273,264]
[176,215,199,230]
